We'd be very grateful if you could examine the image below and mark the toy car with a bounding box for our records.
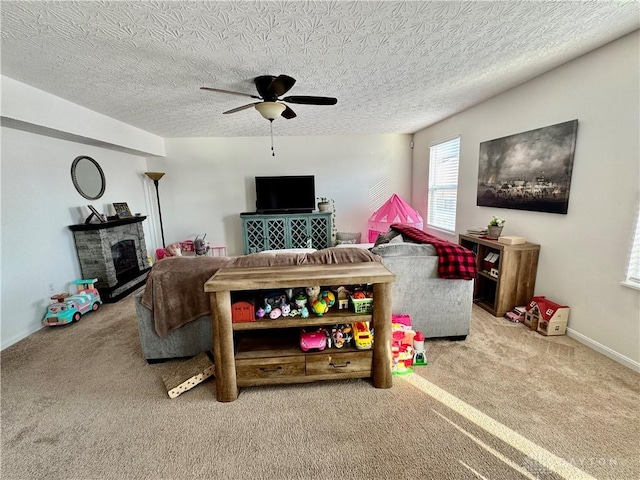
[300,329,327,351]
[505,306,526,323]
[352,321,372,350]
[42,279,102,326]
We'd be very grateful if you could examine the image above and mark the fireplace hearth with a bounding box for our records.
[69,216,150,302]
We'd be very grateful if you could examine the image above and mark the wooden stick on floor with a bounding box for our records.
[159,352,215,399]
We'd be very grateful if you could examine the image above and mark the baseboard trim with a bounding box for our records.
[1,323,43,351]
[566,327,640,373]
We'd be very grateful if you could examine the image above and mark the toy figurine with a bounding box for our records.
[194,234,210,256]
[413,331,427,366]
[166,243,182,257]
[155,242,182,260]
[281,303,291,317]
[264,304,272,315]
[256,306,266,319]
[305,285,320,303]
[269,307,282,320]
[300,306,309,318]
[330,324,353,348]
[294,294,307,309]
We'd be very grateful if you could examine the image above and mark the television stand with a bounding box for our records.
[240,211,332,253]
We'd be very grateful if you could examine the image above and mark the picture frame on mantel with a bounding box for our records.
[86,205,106,223]
[113,202,132,218]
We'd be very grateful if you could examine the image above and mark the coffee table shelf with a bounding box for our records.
[205,262,395,402]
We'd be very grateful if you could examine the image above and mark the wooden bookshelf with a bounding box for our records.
[459,234,540,317]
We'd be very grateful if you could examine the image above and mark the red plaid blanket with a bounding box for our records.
[390,224,477,280]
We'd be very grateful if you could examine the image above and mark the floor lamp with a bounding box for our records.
[144,172,166,248]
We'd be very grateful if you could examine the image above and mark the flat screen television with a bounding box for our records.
[255,175,315,213]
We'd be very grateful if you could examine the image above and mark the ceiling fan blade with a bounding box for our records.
[282,95,337,106]
[270,75,296,97]
[282,105,297,119]
[223,102,260,114]
[200,87,261,100]
[254,76,276,100]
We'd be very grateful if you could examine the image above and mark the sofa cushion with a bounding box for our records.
[259,248,317,254]
[372,242,437,257]
[305,247,381,264]
[372,229,401,247]
[336,231,362,244]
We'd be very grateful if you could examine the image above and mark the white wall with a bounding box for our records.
[0,128,154,348]
[146,135,412,256]
[412,31,640,369]
[1,76,165,157]
[1,77,167,349]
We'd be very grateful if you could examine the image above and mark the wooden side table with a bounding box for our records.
[204,262,396,402]
[459,234,540,317]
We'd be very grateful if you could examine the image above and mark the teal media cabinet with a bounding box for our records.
[240,212,332,254]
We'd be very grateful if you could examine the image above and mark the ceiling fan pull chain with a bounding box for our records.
[270,120,275,156]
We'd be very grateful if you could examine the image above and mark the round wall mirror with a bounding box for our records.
[71,156,105,200]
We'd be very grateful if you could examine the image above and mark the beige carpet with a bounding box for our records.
[1,290,638,480]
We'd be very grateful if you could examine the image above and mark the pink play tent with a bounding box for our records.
[367,194,424,242]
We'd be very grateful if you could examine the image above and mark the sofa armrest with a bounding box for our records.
[134,292,212,361]
[372,242,472,339]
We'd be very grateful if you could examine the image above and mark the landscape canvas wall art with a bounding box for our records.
[476,120,578,214]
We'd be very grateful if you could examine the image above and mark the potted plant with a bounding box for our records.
[317,197,331,212]
[487,216,505,239]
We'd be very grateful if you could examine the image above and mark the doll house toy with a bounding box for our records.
[391,314,417,373]
[42,278,102,326]
[231,300,254,323]
[525,296,570,336]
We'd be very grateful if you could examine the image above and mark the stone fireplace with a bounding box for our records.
[69,216,150,302]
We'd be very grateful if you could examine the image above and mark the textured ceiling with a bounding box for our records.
[1,1,638,138]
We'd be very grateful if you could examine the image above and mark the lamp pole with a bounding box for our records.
[144,172,166,248]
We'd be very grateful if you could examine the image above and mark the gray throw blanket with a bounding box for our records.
[140,248,381,338]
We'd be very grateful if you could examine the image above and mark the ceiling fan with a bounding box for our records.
[200,74,337,121]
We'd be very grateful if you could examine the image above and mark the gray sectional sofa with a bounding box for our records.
[371,241,473,339]
[134,243,474,361]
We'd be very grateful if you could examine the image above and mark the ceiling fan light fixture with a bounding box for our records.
[255,102,286,120]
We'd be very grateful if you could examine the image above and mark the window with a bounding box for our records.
[427,137,460,232]
[624,209,640,289]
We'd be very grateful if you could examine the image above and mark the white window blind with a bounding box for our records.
[626,210,640,288]
[427,137,460,232]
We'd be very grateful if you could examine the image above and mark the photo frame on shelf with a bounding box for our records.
[86,205,106,223]
[112,202,132,218]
